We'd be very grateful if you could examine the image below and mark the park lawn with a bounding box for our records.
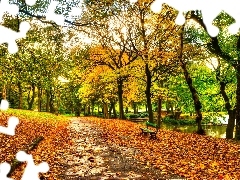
[84,117,240,180]
[0,109,72,179]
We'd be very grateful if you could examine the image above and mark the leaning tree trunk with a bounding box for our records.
[235,65,240,140]
[219,80,235,139]
[117,78,125,119]
[179,25,204,134]
[145,63,154,123]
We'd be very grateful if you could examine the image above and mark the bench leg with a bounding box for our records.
[149,133,157,139]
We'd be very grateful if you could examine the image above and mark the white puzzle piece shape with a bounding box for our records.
[25,0,37,6]
[46,1,65,26]
[0,0,19,23]
[148,0,240,37]
[0,21,30,54]
[0,99,9,111]
[0,162,12,180]
[16,151,49,180]
[0,116,19,136]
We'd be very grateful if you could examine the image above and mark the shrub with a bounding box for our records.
[162,116,196,125]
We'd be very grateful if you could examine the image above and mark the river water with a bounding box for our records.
[161,114,236,138]
[161,123,233,138]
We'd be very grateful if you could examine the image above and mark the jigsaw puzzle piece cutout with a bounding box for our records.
[16,151,49,180]
[200,0,224,37]
[0,162,13,180]
[150,0,199,25]
[0,99,9,111]
[46,1,65,26]
[150,0,223,37]
[0,116,19,136]
[25,0,37,6]
[0,0,19,23]
[223,0,240,35]
[0,21,30,54]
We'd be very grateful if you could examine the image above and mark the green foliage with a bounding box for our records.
[162,116,196,125]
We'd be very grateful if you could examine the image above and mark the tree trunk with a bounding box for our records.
[226,110,236,139]
[157,97,162,127]
[133,102,137,114]
[46,90,50,112]
[166,101,170,114]
[84,105,86,116]
[179,25,204,134]
[49,88,55,113]
[87,105,90,115]
[235,65,240,140]
[109,101,116,118]
[113,102,117,118]
[125,107,128,113]
[117,78,124,119]
[170,104,174,115]
[37,87,42,112]
[2,84,6,99]
[103,102,109,119]
[145,63,154,123]
[27,84,35,110]
[91,101,95,115]
[109,104,112,118]
[17,82,22,109]
[219,80,235,139]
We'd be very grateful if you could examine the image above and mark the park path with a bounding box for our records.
[57,117,183,180]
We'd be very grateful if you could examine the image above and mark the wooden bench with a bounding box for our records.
[140,121,160,139]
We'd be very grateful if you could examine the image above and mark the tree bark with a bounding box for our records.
[46,90,50,112]
[179,25,204,134]
[17,82,23,109]
[218,81,235,139]
[2,84,6,99]
[87,105,90,115]
[27,84,35,110]
[113,102,117,118]
[103,102,109,119]
[145,63,154,123]
[117,78,125,119]
[235,65,240,139]
[37,87,42,112]
[133,102,137,114]
[49,88,55,113]
[157,97,162,127]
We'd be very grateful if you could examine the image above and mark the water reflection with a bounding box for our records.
[161,123,235,138]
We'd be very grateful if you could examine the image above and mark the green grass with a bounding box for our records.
[3,108,69,122]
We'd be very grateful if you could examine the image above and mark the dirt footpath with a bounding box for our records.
[57,117,184,180]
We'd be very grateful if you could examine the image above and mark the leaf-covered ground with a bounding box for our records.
[59,117,181,179]
[82,117,240,180]
[0,109,72,179]
[2,111,240,179]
